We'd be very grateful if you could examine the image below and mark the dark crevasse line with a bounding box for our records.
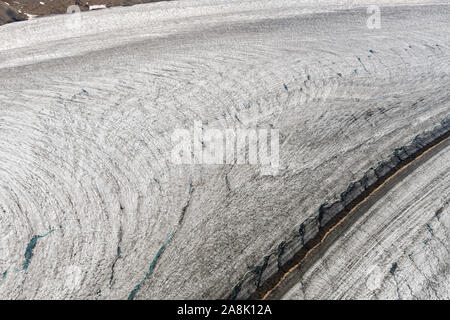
[128,229,175,300]
[229,116,450,300]
[1,229,55,279]
[109,226,123,288]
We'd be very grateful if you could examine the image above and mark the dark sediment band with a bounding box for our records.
[229,117,450,300]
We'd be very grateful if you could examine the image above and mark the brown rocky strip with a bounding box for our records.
[230,118,450,300]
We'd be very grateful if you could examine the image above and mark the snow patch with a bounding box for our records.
[89,5,106,10]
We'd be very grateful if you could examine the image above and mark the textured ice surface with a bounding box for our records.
[0,0,449,299]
